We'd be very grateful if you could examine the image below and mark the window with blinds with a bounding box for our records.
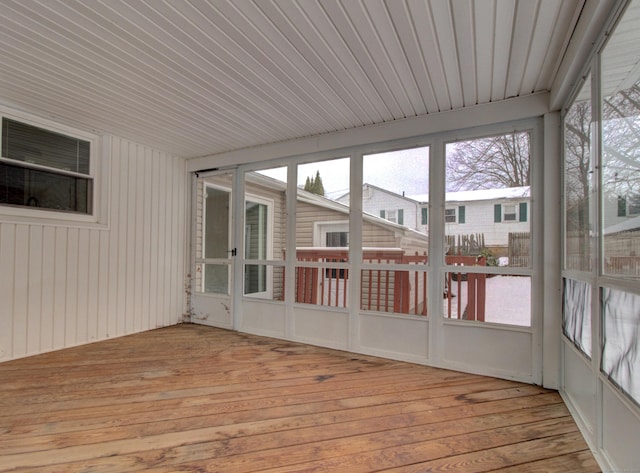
[0,118,93,214]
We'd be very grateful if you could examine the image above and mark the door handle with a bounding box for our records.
[228,248,237,257]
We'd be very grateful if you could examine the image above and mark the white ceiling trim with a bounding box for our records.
[187,92,550,171]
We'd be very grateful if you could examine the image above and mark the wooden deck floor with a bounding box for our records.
[0,324,599,472]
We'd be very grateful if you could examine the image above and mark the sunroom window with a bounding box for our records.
[0,117,93,214]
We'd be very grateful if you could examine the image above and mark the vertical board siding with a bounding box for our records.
[0,137,186,362]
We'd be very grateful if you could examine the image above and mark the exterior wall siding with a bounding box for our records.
[0,137,187,362]
[445,200,530,247]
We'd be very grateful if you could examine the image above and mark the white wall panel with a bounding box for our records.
[0,136,186,362]
[601,385,640,472]
[562,342,597,436]
[293,307,349,350]
[359,314,429,361]
[442,323,534,382]
[241,300,286,339]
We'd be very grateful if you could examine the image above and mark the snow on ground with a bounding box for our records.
[446,275,531,326]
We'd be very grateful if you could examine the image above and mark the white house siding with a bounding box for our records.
[445,199,530,251]
[339,186,426,233]
[0,137,187,362]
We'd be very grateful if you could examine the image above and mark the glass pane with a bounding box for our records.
[244,264,266,294]
[245,201,268,260]
[295,157,350,308]
[244,199,268,296]
[204,186,230,259]
[601,288,640,406]
[601,17,640,278]
[356,147,429,315]
[245,167,287,300]
[445,132,531,268]
[564,76,593,272]
[204,263,229,295]
[0,161,91,213]
[2,118,90,174]
[444,271,531,326]
[361,257,428,316]
[195,172,233,295]
[295,261,349,308]
[360,147,429,234]
[562,278,592,357]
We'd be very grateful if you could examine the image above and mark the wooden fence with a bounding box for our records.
[508,232,530,267]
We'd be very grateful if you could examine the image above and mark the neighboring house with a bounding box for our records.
[245,173,428,253]
[604,193,640,230]
[436,186,531,256]
[336,183,428,234]
[339,185,531,256]
[230,173,429,304]
[603,209,640,276]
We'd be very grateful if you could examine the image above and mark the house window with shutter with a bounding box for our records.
[495,202,527,222]
[380,209,403,224]
[619,195,640,216]
[503,204,517,221]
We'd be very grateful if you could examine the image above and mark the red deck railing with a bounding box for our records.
[289,248,486,319]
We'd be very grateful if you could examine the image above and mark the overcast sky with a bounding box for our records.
[258,146,430,199]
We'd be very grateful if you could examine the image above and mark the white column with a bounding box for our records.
[542,111,562,389]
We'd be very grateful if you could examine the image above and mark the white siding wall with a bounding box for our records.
[445,200,530,246]
[340,187,423,232]
[0,137,187,362]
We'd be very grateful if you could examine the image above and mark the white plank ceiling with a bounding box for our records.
[0,0,583,158]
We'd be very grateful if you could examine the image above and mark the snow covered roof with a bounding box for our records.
[604,215,640,234]
[409,186,530,203]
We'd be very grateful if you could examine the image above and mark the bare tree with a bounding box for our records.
[602,83,640,200]
[446,132,530,191]
[564,97,593,270]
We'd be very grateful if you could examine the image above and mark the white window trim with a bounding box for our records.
[313,220,349,247]
[625,194,640,216]
[503,203,518,222]
[445,207,457,224]
[385,209,398,223]
[244,193,275,260]
[243,193,275,299]
[0,106,108,228]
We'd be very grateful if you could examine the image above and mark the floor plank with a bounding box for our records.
[0,324,600,472]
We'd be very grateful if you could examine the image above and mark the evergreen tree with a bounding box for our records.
[303,171,325,196]
[313,170,325,196]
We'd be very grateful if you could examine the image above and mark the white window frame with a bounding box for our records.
[0,107,107,227]
[385,209,398,223]
[445,207,457,223]
[313,220,349,247]
[243,193,274,299]
[626,194,640,216]
[503,203,518,222]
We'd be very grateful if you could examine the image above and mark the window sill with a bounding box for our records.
[0,205,108,229]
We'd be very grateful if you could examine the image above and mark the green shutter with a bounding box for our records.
[618,196,627,217]
[380,210,385,219]
[494,204,502,222]
[398,209,404,225]
[458,205,465,224]
[519,202,527,222]
[421,207,428,225]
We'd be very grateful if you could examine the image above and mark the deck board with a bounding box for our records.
[0,324,599,472]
